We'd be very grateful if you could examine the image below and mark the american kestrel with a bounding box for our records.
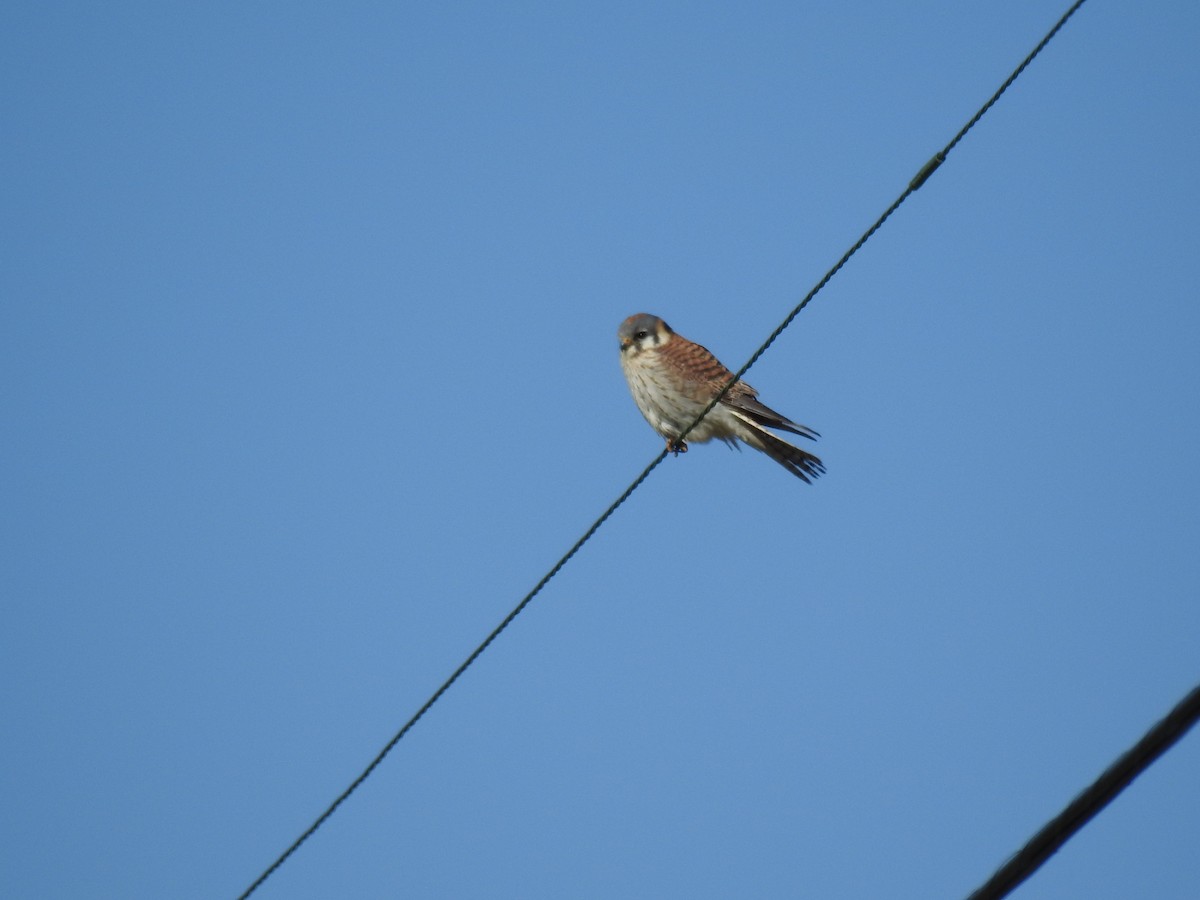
[618,313,825,483]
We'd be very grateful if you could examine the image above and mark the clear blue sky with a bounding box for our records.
[4,2,1199,898]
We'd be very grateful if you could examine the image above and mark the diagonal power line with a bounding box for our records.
[237,2,1090,896]
[675,0,1089,442]
[967,682,1200,900]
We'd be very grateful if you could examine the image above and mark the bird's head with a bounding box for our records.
[618,313,673,356]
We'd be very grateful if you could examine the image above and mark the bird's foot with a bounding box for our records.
[667,438,688,455]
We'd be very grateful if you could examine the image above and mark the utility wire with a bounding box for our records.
[676,0,1089,442]
[235,452,669,900]
[967,682,1200,900]
[237,2,1089,896]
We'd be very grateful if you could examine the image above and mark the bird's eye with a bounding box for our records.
[634,331,648,340]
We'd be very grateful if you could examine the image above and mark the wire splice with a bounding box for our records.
[909,152,946,191]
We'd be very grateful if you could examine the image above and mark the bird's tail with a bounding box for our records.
[737,420,825,484]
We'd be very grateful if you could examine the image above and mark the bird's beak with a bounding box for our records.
[619,337,632,352]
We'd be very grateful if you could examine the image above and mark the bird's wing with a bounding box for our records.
[721,384,820,441]
[729,412,826,483]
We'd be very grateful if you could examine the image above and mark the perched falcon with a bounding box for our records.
[618,313,824,483]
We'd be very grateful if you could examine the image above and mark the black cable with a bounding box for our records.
[967,683,1200,900]
[236,2,1090,895]
[234,453,669,900]
[677,0,1090,444]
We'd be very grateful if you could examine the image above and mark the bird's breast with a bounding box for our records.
[621,349,727,441]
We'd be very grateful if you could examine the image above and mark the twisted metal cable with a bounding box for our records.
[237,2,1090,895]
[676,0,1090,445]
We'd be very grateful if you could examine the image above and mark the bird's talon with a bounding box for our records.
[668,439,688,455]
